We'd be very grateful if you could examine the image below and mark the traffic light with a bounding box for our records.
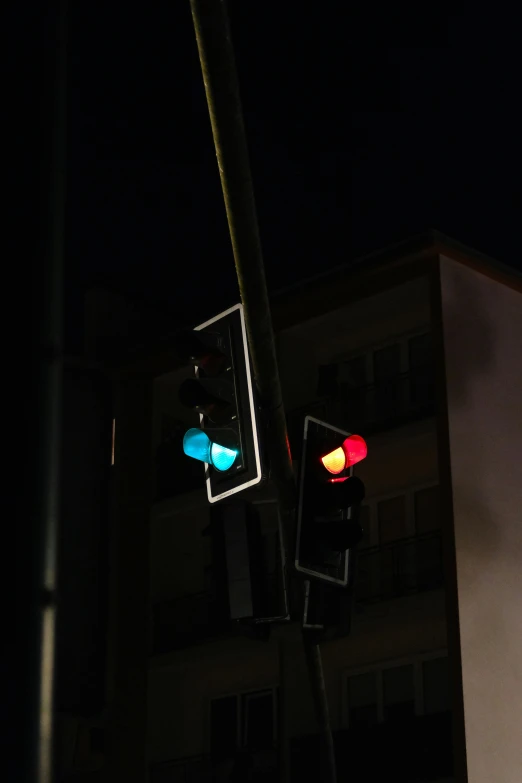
[295,416,367,586]
[178,303,263,503]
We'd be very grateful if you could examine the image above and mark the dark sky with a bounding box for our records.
[66,3,521,347]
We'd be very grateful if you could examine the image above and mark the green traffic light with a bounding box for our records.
[183,428,237,472]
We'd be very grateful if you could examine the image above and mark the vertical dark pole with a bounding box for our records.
[302,630,338,783]
[189,3,337,781]
[18,2,67,781]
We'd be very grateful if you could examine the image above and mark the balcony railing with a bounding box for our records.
[152,593,234,655]
[291,711,453,782]
[355,531,444,604]
[150,751,278,782]
[150,754,210,782]
[152,572,280,655]
[287,368,436,453]
[150,713,452,782]
[152,534,442,655]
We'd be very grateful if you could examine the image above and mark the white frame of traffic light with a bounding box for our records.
[195,303,263,504]
[295,415,359,587]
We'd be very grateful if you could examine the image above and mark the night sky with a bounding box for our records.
[66,3,521,349]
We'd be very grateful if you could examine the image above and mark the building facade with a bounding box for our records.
[55,234,522,783]
[147,235,522,783]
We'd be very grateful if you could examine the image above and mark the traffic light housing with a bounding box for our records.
[295,416,367,586]
[178,303,263,503]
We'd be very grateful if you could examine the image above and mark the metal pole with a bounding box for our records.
[18,2,67,781]
[189,0,293,512]
[189,3,337,781]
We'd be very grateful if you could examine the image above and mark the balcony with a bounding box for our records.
[291,711,453,782]
[355,531,444,604]
[150,750,278,782]
[151,534,443,656]
[152,592,234,655]
[149,713,453,782]
[287,367,436,456]
[152,571,281,656]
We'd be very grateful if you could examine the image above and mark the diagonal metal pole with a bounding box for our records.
[189,3,337,781]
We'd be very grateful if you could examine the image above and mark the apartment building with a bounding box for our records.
[146,234,521,783]
[56,233,521,783]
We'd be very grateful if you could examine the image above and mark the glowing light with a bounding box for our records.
[184,428,212,464]
[210,441,237,472]
[321,434,367,475]
[321,446,346,474]
[183,428,237,472]
[328,476,349,483]
[342,435,367,467]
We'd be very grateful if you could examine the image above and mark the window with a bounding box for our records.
[344,653,449,728]
[415,486,443,588]
[210,696,237,759]
[415,486,440,534]
[358,505,371,549]
[409,333,435,408]
[423,656,450,715]
[339,355,367,389]
[378,495,408,543]
[373,343,402,420]
[243,691,274,750]
[210,688,277,758]
[377,495,408,595]
[355,506,380,601]
[347,671,378,727]
[383,665,415,721]
[317,363,339,397]
[356,484,442,602]
[314,330,434,428]
[339,356,368,422]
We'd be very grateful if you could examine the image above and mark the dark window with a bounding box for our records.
[340,356,367,389]
[423,657,450,714]
[378,495,407,543]
[317,364,339,397]
[355,506,378,601]
[408,333,435,408]
[338,356,368,423]
[358,505,371,549]
[373,344,402,420]
[415,486,440,534]
[378,495,408,595]
[383,665,415,721]
[415,486,443,588]
[348,672,378,727]
[243,691,274,750]
[261,531,279,613]
[90,727,105,754]
[210,696,237,759]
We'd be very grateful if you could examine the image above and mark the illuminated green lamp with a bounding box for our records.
[183,428,237,472]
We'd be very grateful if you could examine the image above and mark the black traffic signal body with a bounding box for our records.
[295,416,367,586]
[178,303,263,503]
[206,501,265,622]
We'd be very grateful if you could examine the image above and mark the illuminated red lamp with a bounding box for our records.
[321,434,367,475]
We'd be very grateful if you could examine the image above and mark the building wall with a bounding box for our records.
[147,270,448,772]
[148,587,448,765]
[148,637,280,762]
[278,276,431,410]
[440,257,522,783]
[151,494,211,601]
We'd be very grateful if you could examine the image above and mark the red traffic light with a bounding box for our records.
[321,434,367,474]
